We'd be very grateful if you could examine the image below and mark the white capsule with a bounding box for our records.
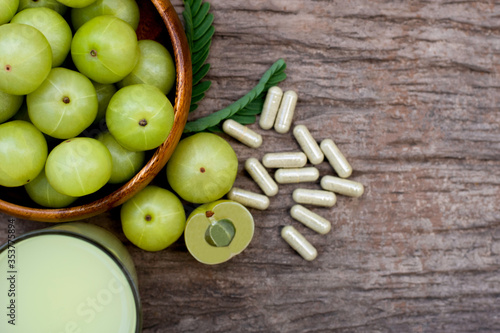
[259,86,283,130]
[274,167,319,184]
[281,225,317,261]
[290,205,332,234]
[222,119,262,148]
[320,139,352,178]
[262,152,307,169]
[292,188,337,207]
[320,175,364,198]
[244,157,279,196]
[293,125,324,165]
[274,90,297,134]
[227,187,270,210]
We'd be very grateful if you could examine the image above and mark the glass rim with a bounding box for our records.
[0,227,143,333]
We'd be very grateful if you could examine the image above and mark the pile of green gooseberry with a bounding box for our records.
[1,0,254,264]
[0,0,176,204]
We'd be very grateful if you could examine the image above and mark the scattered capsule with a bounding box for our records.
[293,125,324,165]
[281,225,317,261]
[262,152,307,169]
[290,205,332,234]
[259,86,283,130]
[244,157,279,196]
[227,187,270,210]
[274,90,298,134]
[292,188,336,207]
[222,119,262,148]
[320,175,364,197]
[320,139,352,178]
[274,167,319,184]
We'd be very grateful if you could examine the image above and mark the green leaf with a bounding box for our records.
[182,0,214,111]
[191,92,205,104]
[192,40,211,64]
[194,13,214,41]
[193,63,210,85]
[193,2,210,28]
[184,59,287,133]
[193,26,215,53]
[191,0,202,16]
[229,114,256,125]
[193,47,211,74]
[192,80,212,98]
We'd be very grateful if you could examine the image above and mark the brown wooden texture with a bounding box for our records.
[1,0,500,332]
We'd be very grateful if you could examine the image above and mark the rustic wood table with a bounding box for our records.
[1,0,500,332]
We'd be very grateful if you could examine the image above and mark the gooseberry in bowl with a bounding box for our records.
[0,0,191,222]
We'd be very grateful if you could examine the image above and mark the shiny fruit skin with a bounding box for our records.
[96,131,145,184]
[45,137,112,197]
[106,84,174,151]
[71,15,139,84]
[11,7,72,67]
[0,0,19,24]
[27,67,98,139]
[0,23,52,95]
[167,133,238,204]
[25,169,77,208]
[0,120,48,187]
[71,0,140,31]
[121,186,186,252]
[0,90,23,124]
[118,39,176,95]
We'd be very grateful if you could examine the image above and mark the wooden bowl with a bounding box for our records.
[0,0,192,222]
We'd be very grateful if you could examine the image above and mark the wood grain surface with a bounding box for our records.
[1,0,500,332]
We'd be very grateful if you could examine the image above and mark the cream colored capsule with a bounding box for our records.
[293,125,324,165]
[244,157,279,196]
[222,119,262,148]
[290,205,332,234]
[320,139,352,178]
[227,187,270,210]
[320,175,364,197]
[274,90,298,134]
[292,188,337,207]
[259,86,283,130]
[274,167,319,184]
[262,152,307,169]
[281,225,317,261]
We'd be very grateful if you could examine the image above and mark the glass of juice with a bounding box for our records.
[0,222,142,332]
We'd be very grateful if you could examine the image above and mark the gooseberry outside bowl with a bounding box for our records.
[0,0,192,222]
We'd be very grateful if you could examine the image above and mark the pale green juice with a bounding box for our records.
[0,225,140,333]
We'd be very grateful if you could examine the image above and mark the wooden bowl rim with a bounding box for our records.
[0,0,192,223]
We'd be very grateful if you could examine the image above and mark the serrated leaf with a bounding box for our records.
[194,13,214,41]
[193,26,214,53]
[192,80,211,98]
[193,63,210,85]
